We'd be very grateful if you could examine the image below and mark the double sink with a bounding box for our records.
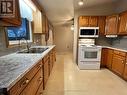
[18,47,49,53]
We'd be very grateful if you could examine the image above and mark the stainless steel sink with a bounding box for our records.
[17,47,48,53]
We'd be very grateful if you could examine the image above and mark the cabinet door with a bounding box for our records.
[33,9,42,33]
[105,15,118,35]
[20,69,43,95]
[118,11,127,35]
[0,0,21,26]
[101,48,107,67]
[42,14,46,34]
[123,63,127,80]
[112,54,125,76]
[106,49,113,69]
[89,16,98,27]
[79,16,89,27]
[44,59,49,89]
[98,16,106,36]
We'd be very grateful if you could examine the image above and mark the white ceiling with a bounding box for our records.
[38,0,119,26]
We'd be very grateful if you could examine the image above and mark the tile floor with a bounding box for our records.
[43,52,127,95]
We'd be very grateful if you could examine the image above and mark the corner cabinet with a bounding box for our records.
[0,0,21,26]
[105,15,118,35]
[118,11,127,35]
[106,49,113,69]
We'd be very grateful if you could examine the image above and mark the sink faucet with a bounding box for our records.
[19,38,30,51]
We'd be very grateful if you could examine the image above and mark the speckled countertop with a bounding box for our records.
[102,46,127,52]
[0,45,55,91]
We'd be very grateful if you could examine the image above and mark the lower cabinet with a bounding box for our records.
[123,63,127,80]
[7,47,56,95]
[20,69,43,95]
[36,81,43,95]
[43,55,50,89]
[101,48,113,69]
[101,48,108,67]
[106,49,113,69]
[112,53,125,76]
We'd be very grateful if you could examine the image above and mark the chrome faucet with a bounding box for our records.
[19,38,30,51]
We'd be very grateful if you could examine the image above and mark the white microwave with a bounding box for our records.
[79,27,99,38]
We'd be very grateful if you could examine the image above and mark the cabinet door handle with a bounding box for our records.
[122,61,124,63]
[126,63,127,65]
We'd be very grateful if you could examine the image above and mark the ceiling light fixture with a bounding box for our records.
[78,0,84,6]
[71,24,74,31]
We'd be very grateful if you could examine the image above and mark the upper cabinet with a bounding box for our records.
[33,9,42,33]
[0,0,21,26]
[105,15,118,35]
[89,16,98,27]
[98,16,106,36]
[118,11,127,35]
[79,16,98,27]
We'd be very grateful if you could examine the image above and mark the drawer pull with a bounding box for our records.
[126,63,127,65]
[20,79,29,87]
[39,64,42,68]
[122,61,124,63]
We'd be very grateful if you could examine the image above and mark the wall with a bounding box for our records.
[111,0,127,48]
[54,24,73,53]
[73,2,116,62]
[115,0,127,13]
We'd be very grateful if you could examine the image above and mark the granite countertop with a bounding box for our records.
[0,45,55,91]
[102,46,127,52]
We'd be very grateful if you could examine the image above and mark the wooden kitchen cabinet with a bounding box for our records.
[33,9,42,33]
[112,50,126,76]
[0,0,21,26]
[118,11,127,35]
[101,48,113,69]
[101,48,108,67]
[43,54,50,89]
[79,16,89,27]
[105,15,118,35]
[123,62,127,80]
[79,16,98,27]
[8,61,42,95]
[89,16,98,27]
[106,49,113,69]
[20,69,43,95]
[98,16,106,36]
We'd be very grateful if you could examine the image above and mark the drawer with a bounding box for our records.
[113,50,126,57]
[20,69,43,95]
[8,61,42,95]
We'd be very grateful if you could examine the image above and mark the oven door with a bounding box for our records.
[79,46,101,62]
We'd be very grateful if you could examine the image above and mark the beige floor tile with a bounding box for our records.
[43,52,127,95]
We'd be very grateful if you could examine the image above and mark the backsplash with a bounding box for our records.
[112,36,127,48]
[95,36,112,46]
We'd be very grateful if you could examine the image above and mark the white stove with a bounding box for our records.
[78,39,102,70]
